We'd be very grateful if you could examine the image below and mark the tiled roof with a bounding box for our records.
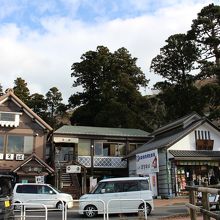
[125,119,204,158]
[54,125,150,138]
[169,150,220,158]
[151,112,201,135]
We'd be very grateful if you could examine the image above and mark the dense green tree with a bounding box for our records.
[200,83,220,120]
[46,87,63,117]
[187,3,220,122]
[69,46,149,129]
[188,3,220,79]
[29,93,47,118]
[150,34,203,121]
[45,87,65,128]
[150,34,200,86]
[13,77,30,104]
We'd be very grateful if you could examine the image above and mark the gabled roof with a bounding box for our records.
[125,116,219,158]
[12,153,54,174]
[0,89,52,131]
[151,112,201,136]
[54,125,150,138]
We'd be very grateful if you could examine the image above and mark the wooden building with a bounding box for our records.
[53,125,151,198]
[126,112,220,198]
[0,89,54,183]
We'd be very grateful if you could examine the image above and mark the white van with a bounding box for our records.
[12,183,73,209]
[79,177,154,218]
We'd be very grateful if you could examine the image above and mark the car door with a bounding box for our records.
[120,180,141,213]
[20,185,40,205]
[37,185,57,208]
[98,181,121,213]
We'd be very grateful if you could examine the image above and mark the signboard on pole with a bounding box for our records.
[35,176,44,184]
[66,165,81,173]
[136,149,159,175]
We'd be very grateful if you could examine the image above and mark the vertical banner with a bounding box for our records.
[89,177,97,191]
[149,173,158,196]
[136,149,159,175]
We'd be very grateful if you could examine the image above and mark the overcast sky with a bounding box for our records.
[0,0,218,103]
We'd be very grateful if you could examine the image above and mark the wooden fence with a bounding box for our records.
[186,185,220,220]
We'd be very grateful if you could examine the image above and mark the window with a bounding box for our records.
[116,144,126,156]
[0,136,4,153]
[0,112,21,127]
[17,185,38,194]
[39,186,56,194]
[7,135,33,154]
[123,181,139,192]
[78,139,91,156]
[0,113,15,121]
[139,180,149,190]
[94,142,103,156]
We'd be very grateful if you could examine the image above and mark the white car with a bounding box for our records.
[197,192,219,209]
[12,183,73,209]
[79,177,154,218]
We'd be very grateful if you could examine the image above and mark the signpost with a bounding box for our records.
[66,165,81,173]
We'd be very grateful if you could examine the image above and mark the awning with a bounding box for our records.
[169,150,220,161]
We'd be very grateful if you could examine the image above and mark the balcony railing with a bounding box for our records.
[77,156,127,168]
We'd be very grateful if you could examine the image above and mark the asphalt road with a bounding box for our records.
[13,205,189,220]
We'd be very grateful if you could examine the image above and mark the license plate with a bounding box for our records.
[4,201,10,208]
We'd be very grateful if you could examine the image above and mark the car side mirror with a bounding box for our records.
[49,190,53,194]
[101,189,105,194]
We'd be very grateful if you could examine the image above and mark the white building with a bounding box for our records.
[126,112,220,198]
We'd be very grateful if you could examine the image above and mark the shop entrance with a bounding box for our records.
[175,161,220,196]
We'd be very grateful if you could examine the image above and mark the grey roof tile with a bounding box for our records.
[125,119,204,158]
[169,150,220,157]
[54,125,150,137]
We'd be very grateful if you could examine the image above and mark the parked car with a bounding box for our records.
[79,177,154,218]
[197,192,219,209]
[0,174,14,219]
[12,183,73,210]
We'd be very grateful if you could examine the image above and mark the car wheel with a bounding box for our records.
[138,203,152,215]
[56,202,65,210]
[84,205,98,218]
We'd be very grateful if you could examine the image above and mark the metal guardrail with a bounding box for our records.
[13,199,68,220]
[12,202,48,220]
[13,198,150,220]
[73,199,106,220]
[26,199,67,220]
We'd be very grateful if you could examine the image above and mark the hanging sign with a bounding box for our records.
[136,149,159,175]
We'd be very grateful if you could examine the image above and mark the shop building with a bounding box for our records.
[126,112,220,198]
[0,89,54,183]
[53,125,151,198]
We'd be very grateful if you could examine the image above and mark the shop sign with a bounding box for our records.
[16,154,24,160]
[66,165,81,173]
[136,149,159,175]
[35,176,44,184]
[5,154,14,160]
[0,154,3,160]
